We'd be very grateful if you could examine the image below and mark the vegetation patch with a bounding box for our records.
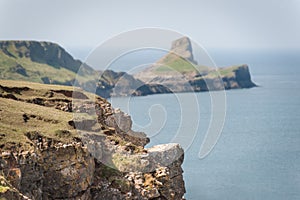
[0,80,93,150]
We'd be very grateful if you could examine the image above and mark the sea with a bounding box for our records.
[107,49,300,200]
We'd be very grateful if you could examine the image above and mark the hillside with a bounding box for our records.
[0,39,256,97]
[0,41,97,86]
[0,80,185,199]
[0,41,171,98]
[134,37,256,92]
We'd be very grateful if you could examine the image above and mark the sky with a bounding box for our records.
[0,0,300,60]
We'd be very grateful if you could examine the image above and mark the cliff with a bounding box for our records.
[0,80,186,199]
[159,37,197,65]
[134,37,256,93]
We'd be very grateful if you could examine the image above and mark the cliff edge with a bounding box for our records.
[0,80,186,200]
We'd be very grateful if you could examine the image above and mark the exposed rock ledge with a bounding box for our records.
[0,80,186,200]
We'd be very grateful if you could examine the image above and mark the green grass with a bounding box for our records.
[219,65,240,76]
[203,65,241,79]
[0,97,76,149]
[0,80,99,150]
[147,51,243,78]
[150,53,211,75]
[0,50,98,85]
[155,53,198,73]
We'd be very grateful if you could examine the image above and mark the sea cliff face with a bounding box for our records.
[190,64,256,91]
[0,80,186,200]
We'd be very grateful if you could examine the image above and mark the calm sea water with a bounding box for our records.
[109,51,300,200]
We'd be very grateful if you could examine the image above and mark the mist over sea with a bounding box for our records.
[108,49,300,200]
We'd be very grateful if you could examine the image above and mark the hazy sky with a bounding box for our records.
[1,0,299,59]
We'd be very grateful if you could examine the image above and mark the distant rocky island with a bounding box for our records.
[0,38,256,98]
[134,37,256,93]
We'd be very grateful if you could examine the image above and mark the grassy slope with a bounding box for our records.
[152,52,242,78]
[0,97,75,147]
[203,65,241,79]
[0,42,98,85]
[0,51,76,82]
[155,53,210,74]
[0,80,97,150]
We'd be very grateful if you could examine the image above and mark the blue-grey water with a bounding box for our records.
[109,50,300,200]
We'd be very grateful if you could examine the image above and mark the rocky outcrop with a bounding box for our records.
[158,37,197,65]
[134,37,256,93]
[190,64,257,91]
[0,80,186,200]
[231,64,257,88]
[0,138,185,199]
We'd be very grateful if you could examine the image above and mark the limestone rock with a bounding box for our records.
[170,36,197,64]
